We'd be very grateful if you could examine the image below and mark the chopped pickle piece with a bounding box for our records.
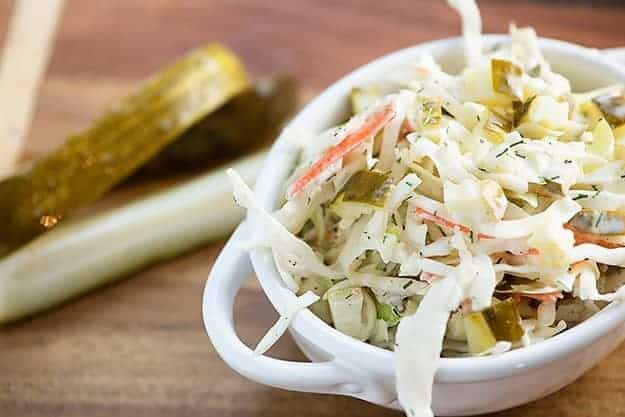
[484,299,524,342]
[298,276,333,324]
[528,64,541,78]
[593,89,625,128]
[528,179,565,198]
[130,76,296,180]
[464,311,497,354]
[0,44,250,256]
[464,299,524,354]
[614,124,625,159]
[597,267,625,294]
[491,59,524,98]
[341,170,391,207]
[420,98,442,128]
[588,118,615,160]
[330,171,391,224]
[568,209,625,235]
[350,86,382,115]
[376,302,401,327]
[579,100,604,130]
[615,124,625,141]
[446,312,467,342]
[506,190,538,209]
[330,194,375,225]
[554,298,588,324]
[484,121,508,143]
[483,111,512,144]
[512,95,536,127]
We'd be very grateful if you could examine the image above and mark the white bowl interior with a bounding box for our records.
[248,35,625,382]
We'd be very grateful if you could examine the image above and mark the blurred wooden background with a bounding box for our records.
[1,1,625,416]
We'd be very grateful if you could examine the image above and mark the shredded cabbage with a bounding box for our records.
[254,291,319,355]
[395,274,462,417]
[226,1,625,416]
[447,0,482,67]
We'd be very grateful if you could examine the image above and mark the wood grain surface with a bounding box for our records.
[2,1,625,416]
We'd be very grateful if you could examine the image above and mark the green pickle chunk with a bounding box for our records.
[0,44,250,255]
[483,299,524,342]
[491,58,523,98]
[330,171,391,221]
[464,311,497,354]
[512,95,536,127]
[376,302,401,327]
[464,299,524,354]
[483,116,511,143]
[593,89,625,128]
[420,98,442,128]
[341,170,391,207]
[568,208,625,235]
[528,178,565,198]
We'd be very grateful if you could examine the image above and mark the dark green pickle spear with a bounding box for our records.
[130,75,296,179]
[0,44,250,255]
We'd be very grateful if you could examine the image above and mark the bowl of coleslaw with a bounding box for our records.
[204,2,625,416]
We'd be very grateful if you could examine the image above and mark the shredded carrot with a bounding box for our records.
[414,65,432,78]
[414,206,493,240]
[400,119,417,137]
[420,271,438,284]
[415,206,542,254]
[564,223,621,249]
[285,104,396,199]
[512,292,563,303]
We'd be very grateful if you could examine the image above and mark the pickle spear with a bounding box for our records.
[0,44,249,255]
[131,76,296,179]
[0,152,265,324]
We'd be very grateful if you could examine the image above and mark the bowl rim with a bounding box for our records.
[248,34,625,383]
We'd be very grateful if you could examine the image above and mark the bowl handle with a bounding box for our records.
[202,223,357,395]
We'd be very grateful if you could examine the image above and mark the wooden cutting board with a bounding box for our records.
[2,1,625,416]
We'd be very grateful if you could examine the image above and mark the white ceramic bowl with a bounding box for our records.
[204,36,625,416]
